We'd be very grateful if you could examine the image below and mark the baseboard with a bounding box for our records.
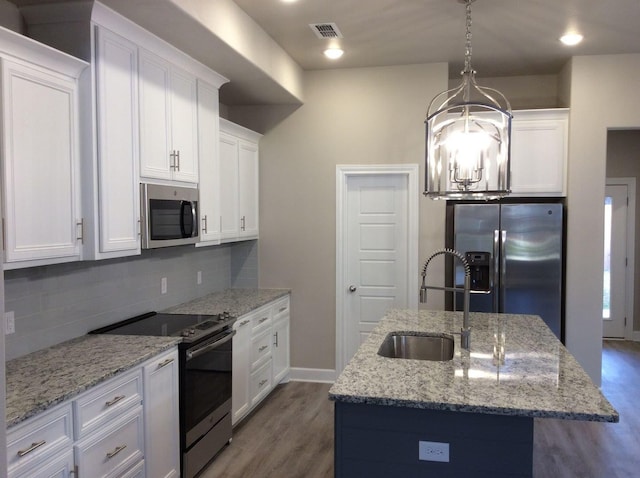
[289,367,336,383]
[633,331,640,342]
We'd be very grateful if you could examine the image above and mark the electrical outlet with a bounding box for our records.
[197,271,202,285]
[161,277,168,294]
[5,311,15,335]
[419,441,450,463]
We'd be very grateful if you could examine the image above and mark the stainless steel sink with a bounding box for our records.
[377,333,454,361]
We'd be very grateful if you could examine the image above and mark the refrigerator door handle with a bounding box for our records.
[500,229,507,312]
[493,229,500,312]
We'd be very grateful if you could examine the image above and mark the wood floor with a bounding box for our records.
[201,340,640,478]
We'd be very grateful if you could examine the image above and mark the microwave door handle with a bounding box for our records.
[179,201,196,238]
[190,201,197,237]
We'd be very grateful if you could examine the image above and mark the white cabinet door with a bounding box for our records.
[510,109,568,196]
[139,49,198,184]
[197,79,222,244]
[170,67,198,183]
[272,317,290,385]
[139,49,172,181]
[1,58,82,266]
[219,131,241,241]
[143,348,179,478]
[219,119,261,243]
[272,296,290,385]
[232,316,252,426]
[94,26,141,255]
[238,140,259,239]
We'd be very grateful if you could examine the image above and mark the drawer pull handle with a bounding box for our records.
[239,319,250,327]
[258,317,269,324]
[258,345,268,353]
[105,395,125,407]
[106,444,127,459]
[17,440,46,457]
[259,379,268,387]
[158,358,174,369]
[278,307,287,313]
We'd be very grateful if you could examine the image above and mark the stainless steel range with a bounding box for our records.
[91,311,236,478]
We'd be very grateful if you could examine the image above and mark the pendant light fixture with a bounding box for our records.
[424,0,512,200]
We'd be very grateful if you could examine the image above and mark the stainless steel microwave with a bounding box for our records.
[141,183,199,249]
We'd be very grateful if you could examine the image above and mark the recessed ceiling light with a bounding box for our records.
[324,47,344,60]
[560,33,583,46]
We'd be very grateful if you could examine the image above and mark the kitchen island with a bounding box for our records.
[329,309,618,477]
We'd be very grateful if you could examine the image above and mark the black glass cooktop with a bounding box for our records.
[90,311,235,342]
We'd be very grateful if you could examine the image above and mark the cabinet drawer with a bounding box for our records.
[74,368,142,439]
[7,403,73,475]
[251,308,272,337]
[251,330,272,370]
[120,459,145,478]
[9,448,74,478]
[272,296,290,321]
[74,406,144,478]
[250,358,273,407]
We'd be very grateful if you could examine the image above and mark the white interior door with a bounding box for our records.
[337,166,418,372]
[603,183,628,338]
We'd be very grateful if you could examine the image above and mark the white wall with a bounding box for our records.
[566,54,640,385]
[258,63,448,370]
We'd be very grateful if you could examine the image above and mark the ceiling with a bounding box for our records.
[9,0,640,105]
[233,0,640,78]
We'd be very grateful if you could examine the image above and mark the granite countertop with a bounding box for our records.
[329,309,618,422]
[6,335,180,428]
[6,288,289,429]
[163,288,290,317]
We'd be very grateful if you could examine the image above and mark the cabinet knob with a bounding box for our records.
[349,285,357,292]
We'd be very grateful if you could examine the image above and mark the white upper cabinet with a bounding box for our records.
[510,108,569,197]
[197,79,222,245]
[219,119,261,243]
[139,49,198,184]
[90,25,141,258]
[0,27,87,269]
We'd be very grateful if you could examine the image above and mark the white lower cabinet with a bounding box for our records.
[11,449,74,478]
[6,347,179,478]
[232,295,291,426]
[7,403,74,478]
[272,316,291,385]
[232,315,252,425]
[142,348,180,478]
[250,359,273,407]
[74,406,144,478]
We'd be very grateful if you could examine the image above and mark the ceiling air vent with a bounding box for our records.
[309,22,343,39]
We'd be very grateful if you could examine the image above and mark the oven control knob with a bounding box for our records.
[181,330,190,337]
[189,328,196,335]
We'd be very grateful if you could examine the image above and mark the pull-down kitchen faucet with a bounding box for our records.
[420,248,471,349]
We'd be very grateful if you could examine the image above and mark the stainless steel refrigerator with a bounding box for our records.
[446,202,564,341]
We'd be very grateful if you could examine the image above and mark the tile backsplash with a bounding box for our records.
[4,241,258,359]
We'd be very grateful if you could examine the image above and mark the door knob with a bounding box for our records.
[349,285,357,292]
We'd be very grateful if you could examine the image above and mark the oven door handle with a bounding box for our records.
[186,330,236,361]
